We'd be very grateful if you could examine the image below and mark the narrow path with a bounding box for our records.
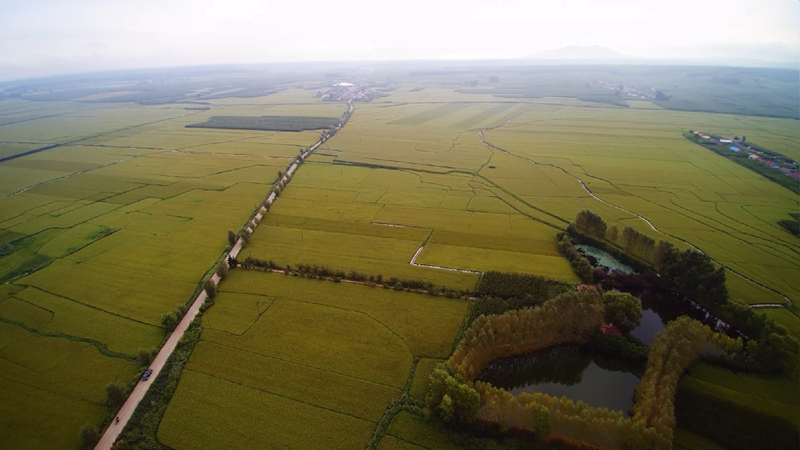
[479,129,794,307]
[94,101,352,450]
[408,244,482,275]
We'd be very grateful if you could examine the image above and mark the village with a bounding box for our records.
[690,130,800,181]
[317,81,373,101]
[594,80,669,101]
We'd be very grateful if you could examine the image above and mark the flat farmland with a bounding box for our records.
[244,159,578,288]
[479,105,800,303]
[2,70,798,450]
[157,271,468,449]
[319,95,798,305]
[0,98,335,448]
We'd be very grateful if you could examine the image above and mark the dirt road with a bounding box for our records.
[91,101,348,448]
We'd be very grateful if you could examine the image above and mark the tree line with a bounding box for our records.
[448,290,604,382]
[570,209,798,372]
[429,309,721,449]
[558,234,594,282]
[475,271,572,301]
[237,256,472,298]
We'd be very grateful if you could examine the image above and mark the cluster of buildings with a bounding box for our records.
[318,82,371,102]
[691,131,800,181]
[594,80,668,101]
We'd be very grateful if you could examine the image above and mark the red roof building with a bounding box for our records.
[602,324,623,336]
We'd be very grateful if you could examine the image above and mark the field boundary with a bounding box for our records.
[479,129,795,307]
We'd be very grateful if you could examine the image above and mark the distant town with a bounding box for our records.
[594,80,669,101]
[317,82,373,101]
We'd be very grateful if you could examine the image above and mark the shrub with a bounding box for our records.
[601,291,643,332]
[106,382,126,407]
[137,348,158,367]
[204,279,217,299]
[227,230,237,246]
[160,312,178,331]
[79,425,100,448]
[215,260,228,279]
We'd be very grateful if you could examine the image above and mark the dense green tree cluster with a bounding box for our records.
[655,242,727,307]
[601,291,643,332]
[558,234,594,282]
[720,298,799,371]
[621,226,656,262]
[575,210,608,239]
[449,290,604,380]
[475,271,571,300]
[467,296,544,326]
[425,366,481,425]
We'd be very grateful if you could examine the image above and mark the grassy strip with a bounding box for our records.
[0,314,136,361]
[365,394,426,450]
[113,319,202,449]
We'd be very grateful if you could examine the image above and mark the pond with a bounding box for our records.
[575,244,633,274]
[478,346,640,416]
[631,290,739,345]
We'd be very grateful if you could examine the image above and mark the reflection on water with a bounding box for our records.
[478,346,640,416]
[631,290,739,345]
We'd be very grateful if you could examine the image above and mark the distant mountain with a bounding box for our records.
[518,46,797,69]
[523,46,631,61]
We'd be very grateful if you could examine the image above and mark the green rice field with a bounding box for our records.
[1,68,798,450]
[0,94,339,448]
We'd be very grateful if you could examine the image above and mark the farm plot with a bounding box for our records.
[245,159,579,287]
[157,271,468,449]
[186,115,339,132]
[480,104,800,304]
[0,99,329,448]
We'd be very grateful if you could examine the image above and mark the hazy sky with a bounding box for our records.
[1,0,798,80]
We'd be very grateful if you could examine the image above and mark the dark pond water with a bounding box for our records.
[478,346,640,416]
[631,290,740,345]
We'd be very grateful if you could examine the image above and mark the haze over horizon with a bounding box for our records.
[1,0,798,81]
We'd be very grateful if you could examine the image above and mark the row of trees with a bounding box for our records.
[237,256,471,298]
[443,317,716,449]
[719,298,799,371]
[160,303,188,331]
[630,317,711,447]
[448,290,605,381]
[475,271,571,300]
[558,234,594,282]
[477,384,631,448]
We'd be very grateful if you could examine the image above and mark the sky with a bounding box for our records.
[1,0,798,81]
